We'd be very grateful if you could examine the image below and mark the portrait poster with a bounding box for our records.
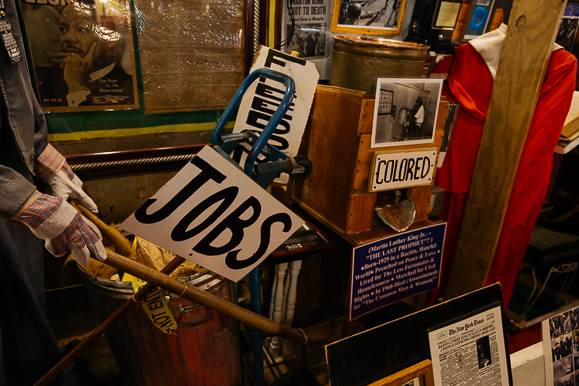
[331,0,407,35]
[282,0,331,59]
[21,0,139,111]
[371,78,442,148]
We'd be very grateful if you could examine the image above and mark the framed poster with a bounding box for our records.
[371,78,443,148]
[331,0,407,35]
[281,0,331,59]
[21,0,139,111]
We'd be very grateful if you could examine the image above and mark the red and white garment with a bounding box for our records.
[434,24,577,305]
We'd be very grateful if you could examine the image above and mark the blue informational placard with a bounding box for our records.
[349,223,446,320]
[564,3,579,17]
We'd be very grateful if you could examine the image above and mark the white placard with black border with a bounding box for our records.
[369,147,438,192]
[120,146,304,282]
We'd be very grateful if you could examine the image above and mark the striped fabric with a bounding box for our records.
[14,194,100,257]
[16,194,63,230]
[35,144,66,182]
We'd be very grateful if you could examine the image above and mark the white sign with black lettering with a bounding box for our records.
[120,146,304,282]
[232,46,319,184]
[369,148,438,192]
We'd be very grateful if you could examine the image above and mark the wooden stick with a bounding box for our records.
[71,200,133,258]
[103,249,322,350]
[34,255,185,386]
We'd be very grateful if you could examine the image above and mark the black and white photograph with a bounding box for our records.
[554,356,574,382]
[282,0,330,59]
[284,24,328,59]
[20,0,138,111]
[556,17,579,52]
[371,78,442,148]
[556,373,574,386]
[476,335,492,369]
[331,0,406,35]
[552,334,574,362]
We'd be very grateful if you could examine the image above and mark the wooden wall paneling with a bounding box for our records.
[444,0,568,300]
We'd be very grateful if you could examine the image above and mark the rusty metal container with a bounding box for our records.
[329,36,429,94]
[78,268,241,386]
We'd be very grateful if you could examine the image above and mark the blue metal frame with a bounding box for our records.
[211,68,296,386]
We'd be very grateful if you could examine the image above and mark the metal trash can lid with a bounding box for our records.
[333,36,430,59]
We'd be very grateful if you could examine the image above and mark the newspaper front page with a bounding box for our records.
[428,305,510,386]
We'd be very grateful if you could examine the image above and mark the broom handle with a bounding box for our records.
[34,254,185,386]
[35,204,322,386]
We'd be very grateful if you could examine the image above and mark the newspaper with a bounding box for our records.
[281,0,330,59]
[428,305,510,386]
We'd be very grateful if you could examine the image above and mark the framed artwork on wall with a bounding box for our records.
[331,0,407,35]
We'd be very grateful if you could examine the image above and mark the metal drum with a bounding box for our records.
[78,267,241,386]
[329,36,429,94]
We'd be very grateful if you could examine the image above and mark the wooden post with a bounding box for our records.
[444,0,568,300]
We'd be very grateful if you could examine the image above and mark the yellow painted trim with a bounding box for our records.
[47,121,234,142]
[269,0,277,48]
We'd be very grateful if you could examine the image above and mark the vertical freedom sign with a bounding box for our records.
[350,223,446,319]
[121,146,304,282]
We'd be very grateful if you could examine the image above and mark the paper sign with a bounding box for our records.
[120,146,304,282]
[369,148,438,192]
[232,46,319,184]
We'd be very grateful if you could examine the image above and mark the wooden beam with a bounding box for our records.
[444,0,567,299]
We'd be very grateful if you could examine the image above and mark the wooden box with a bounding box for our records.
[292,85,449,234]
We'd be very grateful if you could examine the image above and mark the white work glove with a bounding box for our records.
[35,144,99,214]
[13,192,106,266]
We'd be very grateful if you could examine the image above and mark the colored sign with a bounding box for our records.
[121,146,304,282]
[350,223,446,320]
[369,148,438,192]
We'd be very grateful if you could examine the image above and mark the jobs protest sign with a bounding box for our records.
[350,223,446,320]
[232,46,319,184]
[369,147,438,192]
[121,146,304,282]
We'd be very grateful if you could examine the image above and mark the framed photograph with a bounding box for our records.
[281,0,331,59]
[331,0,407,35]
[20,0,139,111]
[371,78,443,148]
[367,360,434,386]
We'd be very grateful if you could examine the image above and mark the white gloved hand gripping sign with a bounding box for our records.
[34,144,99,214]
[12,192,106,267]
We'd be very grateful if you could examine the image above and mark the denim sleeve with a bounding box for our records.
[0,165,37,219]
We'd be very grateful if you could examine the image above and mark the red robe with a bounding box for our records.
[434,34,577,305]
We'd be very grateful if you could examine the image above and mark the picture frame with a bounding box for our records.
[367,360,435,386]
[20,0,139,112]
[331,0,407,35]
[371,78,443,148]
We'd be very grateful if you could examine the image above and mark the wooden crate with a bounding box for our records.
[293,85,448,234]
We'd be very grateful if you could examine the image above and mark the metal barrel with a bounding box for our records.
[78,267,241,386]
[329,36,430,94]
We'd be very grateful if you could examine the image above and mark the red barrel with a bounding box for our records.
[78,267,241,386]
